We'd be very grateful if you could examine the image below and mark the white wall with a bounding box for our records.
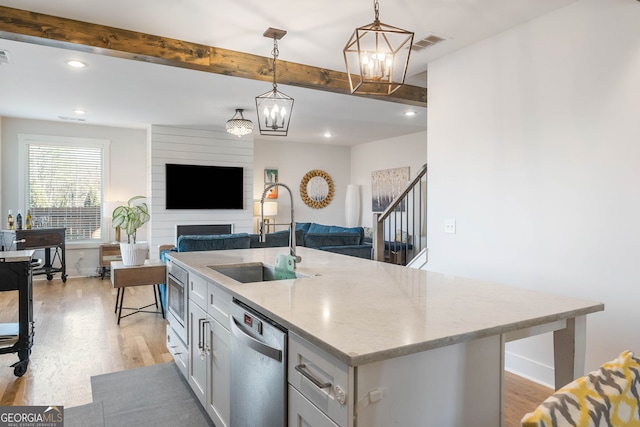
[350,131,427,228]
[0,118,358,273]
[426,0,640,386]
[0,117,147,275]
[254,139,351,229]
[149,125,254,252]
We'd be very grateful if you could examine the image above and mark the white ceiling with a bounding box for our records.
[0,0,579,146]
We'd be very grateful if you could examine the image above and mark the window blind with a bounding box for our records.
[27,143,103,241]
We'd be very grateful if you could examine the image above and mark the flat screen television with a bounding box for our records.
[165,163,244,209]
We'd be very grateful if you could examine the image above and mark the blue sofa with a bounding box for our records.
[162,223,372,260]
[295,222,372,259]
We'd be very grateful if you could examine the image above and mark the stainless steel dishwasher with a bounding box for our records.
[230,299,287,427]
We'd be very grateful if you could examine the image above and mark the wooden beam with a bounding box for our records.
[0,6,427,106]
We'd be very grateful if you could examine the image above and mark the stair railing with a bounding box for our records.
[373,163,427,265]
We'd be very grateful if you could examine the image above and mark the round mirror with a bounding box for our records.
[300,170,334,209]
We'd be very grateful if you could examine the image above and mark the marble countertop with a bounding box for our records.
[0,250,35,262]
[169,247,604,366]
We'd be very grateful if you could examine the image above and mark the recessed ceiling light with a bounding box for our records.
[66,60,87,68]
[323,132,333,138]
[58,115,86,122]
[73,109,86,115]
[404,111,417,117]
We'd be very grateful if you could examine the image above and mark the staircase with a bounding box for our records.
[372,163,427,266]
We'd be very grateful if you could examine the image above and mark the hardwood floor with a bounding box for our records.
[504,370,552,425]
[0,275,172,409]
[0,275,552,426]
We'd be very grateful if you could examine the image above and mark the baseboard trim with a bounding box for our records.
[504,350,554,389]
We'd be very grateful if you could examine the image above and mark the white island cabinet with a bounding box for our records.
[186,271,231,427]
[288,331,501,426]
[168,247,604,427]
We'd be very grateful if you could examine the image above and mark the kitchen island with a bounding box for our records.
[168,246,604,426]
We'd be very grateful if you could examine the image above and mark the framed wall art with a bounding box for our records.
[371,166,409,212]
[264,168,278,199]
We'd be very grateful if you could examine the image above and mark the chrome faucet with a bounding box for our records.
[260,182,301,266]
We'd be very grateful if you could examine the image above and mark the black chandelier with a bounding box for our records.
[255,28,294,136]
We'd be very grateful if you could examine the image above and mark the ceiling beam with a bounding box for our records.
[0,6,427,107]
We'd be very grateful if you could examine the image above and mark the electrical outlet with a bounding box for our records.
[444,219,456,234]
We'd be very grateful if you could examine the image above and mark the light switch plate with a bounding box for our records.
[444,219,456,234]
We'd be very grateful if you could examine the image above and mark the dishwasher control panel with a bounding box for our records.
[243,312,263,335]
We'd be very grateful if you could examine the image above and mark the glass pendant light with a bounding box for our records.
[225,109,253,137]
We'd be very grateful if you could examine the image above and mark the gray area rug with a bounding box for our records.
[65,362,213,427]
[64,401,104,427]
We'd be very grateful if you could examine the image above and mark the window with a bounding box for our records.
[19,135,110,242]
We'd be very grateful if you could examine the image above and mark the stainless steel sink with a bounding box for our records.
[209,263,308,283]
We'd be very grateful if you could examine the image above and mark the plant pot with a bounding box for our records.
[120,242,148,266]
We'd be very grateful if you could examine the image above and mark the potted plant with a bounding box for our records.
[111,196,150,266]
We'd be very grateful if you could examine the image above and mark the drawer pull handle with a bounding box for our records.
[295,364,331,389]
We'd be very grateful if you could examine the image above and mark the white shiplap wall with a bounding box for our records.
[149,125,254,255]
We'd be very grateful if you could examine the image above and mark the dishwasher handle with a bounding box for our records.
[230,315,282,362]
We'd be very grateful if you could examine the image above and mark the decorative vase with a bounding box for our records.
[119,242,148,266]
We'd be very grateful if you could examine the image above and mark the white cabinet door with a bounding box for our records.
[188,282,231,427]
[207,317,230,427]
[184,268,235,427]
[188,300,208,408]
[289,385,339,427]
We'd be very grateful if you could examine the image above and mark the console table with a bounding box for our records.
[1,228,67,282]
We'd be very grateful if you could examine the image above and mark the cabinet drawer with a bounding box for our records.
[288,332,350,427]
[15,228,65,249]
[289,385,339,427]
[166,324,188,379]
[207,282,231,329]
[189,273,208,309]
